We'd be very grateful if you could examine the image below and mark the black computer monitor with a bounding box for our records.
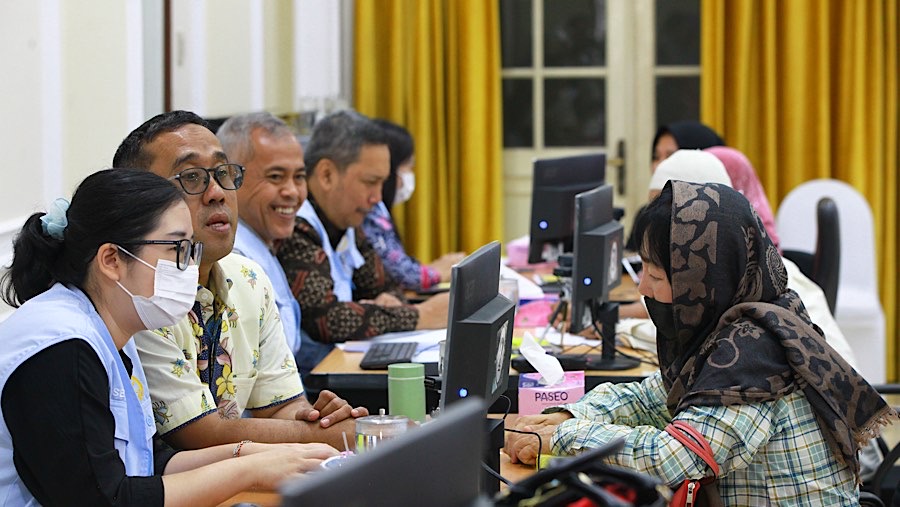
[570,184,622,333]
[439,241,516,412]
[527,153,606,264]
[567,184,637,370]
[280,398,491,507]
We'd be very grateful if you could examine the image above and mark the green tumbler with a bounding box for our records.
[388,362,426,423]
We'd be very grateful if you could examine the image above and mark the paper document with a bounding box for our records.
[499,264,546,300]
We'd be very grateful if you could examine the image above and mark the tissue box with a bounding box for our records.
[518,371,585,415]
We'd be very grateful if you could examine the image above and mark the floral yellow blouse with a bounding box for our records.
[132,253,304,436]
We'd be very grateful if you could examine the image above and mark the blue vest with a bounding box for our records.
[233,220,303,355]
[0,284,156,505]
[295,201,366,374]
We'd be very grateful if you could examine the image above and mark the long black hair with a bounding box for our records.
[1,169,185,307]
[372,119,415,209]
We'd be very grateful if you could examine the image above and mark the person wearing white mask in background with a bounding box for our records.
[0,169,337,507]
[362,119,465,291]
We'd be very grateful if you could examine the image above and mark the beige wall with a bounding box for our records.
[61,0,137,189]
[0,0,345,320]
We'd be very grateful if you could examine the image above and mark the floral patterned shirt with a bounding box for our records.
[361,202,441,290]
[132,253,304,436]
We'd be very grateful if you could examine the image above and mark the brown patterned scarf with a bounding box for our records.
[653,180,894,477]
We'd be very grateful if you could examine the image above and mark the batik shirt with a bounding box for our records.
[133,253,303,436]
[278,214,419,345]
[362,202,441,290]
[553,371,858,505]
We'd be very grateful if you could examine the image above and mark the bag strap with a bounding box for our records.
[665,420,720,478]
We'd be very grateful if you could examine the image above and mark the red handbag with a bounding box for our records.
[665,420,722,507]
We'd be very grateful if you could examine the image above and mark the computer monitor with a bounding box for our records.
[570,184,622,333]
[567,184,637,370]
[527,153,606,264]
[280,398,491,507]
[439,241,516,412]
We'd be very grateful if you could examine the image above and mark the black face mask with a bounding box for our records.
[644,297,676,343]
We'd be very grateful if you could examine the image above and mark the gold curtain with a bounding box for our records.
[354,0,504,260]
[701,0,899,380]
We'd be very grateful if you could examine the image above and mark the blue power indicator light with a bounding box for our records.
[458,388,469,398]
[538,220,549,230]
[583,277,592,286]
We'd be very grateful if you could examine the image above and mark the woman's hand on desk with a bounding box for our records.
[240,443,339,488]
[429,252,466,282]
[294,390,369,428]
[505,412,573,465]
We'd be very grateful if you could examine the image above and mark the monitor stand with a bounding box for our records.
[582,301,640,370]
[550,301,639,371]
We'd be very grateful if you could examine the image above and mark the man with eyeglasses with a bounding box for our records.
[276,110,450,374]
[112,110,367,452]
[216,112,306,363]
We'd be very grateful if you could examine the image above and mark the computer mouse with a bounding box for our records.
[230,503,261,507]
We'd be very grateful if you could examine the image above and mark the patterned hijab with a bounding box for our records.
[652,180,893,476]
[704,146,780,249]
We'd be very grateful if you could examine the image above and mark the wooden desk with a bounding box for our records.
[306,343,658,414]
[219,450,535,506]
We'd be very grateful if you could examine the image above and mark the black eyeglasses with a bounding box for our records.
[119,239,203,271]
[170,164,245,195]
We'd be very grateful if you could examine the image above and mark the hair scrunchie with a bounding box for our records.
[40,198,70,240]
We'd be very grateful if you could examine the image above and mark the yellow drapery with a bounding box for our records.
[353,0,504,260]
[701,0,899,380]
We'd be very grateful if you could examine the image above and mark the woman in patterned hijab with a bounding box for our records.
[639,180,892,479]
[507,180,893,504]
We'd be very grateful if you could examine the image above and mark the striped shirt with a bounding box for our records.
[553,371,858,505]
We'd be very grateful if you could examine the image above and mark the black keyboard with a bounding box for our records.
[359,342,419,370]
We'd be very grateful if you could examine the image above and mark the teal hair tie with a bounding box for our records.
[40,198,70,240]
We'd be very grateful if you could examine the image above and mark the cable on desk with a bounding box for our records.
[482,461,513,486]
[498,394,546,474]
[504,428,544,473]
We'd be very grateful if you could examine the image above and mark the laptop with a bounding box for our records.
[280,398,492,507]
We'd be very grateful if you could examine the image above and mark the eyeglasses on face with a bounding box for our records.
[119,239,203,271]
[170,164,245,195]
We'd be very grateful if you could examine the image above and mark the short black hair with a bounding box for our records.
[304,110,388,176]
[633,182,673,280]
[113,110,212,170]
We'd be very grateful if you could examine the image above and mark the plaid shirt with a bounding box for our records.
[554,371,858,505]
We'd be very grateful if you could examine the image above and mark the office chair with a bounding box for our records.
[781,197,840,314]
[776,179,886,383]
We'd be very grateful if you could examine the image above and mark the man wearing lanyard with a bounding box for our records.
[111,111,367,451]
[277,110,449,374]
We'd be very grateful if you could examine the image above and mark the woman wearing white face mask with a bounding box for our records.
[0,169,337,507]
[362,119,465,291]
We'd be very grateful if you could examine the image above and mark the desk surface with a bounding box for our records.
[313,344,656,377]
[307,343,658,414]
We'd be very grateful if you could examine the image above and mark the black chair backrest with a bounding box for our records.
[780,197,840,314]
[813,197,840,314]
